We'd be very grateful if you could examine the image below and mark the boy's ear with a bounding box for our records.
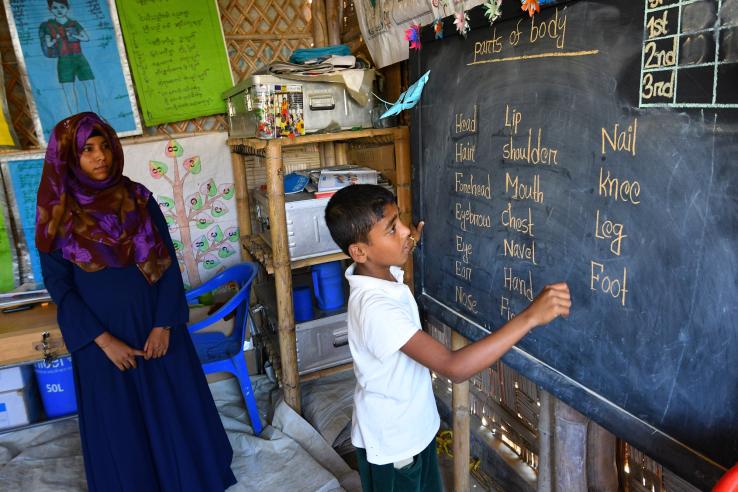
[348,242,367,264]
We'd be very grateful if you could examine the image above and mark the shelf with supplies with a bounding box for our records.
[241,234,348,275]
[228,126,412,414]
[0,303,67,368]
[0,303,76,435]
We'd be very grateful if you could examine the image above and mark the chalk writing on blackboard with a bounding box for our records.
[503,106,559,165]
[469,7,599,66]
[640,0,738,108]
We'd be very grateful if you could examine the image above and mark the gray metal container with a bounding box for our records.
[252,189,341,261]
[223,73,372,138]
[296,312,351,375]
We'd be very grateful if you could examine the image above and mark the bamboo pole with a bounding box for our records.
[230,151,250,237]
[451,331,470,492]
[321,142,336,168]
[265,139,301,413]
[299,362,353,382]
[311,0,328,48]
[537,391,554,492]
[586,421,618,491]
[553,399,588,492]
[230,151,254,262]
[326,0,341,46]
[334,142,349,165]
[394,127,414,288]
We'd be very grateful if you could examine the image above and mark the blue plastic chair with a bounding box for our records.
[185,262,263,435]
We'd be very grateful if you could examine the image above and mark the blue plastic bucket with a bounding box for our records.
[311,261,345,310]
[34,356,77,418]
[293,285,315,322]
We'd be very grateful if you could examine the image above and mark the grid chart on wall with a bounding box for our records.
[639,0,738,108]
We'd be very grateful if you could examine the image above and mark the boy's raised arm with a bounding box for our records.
[401,283,571,383]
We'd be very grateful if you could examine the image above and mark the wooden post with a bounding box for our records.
[321,142,336,168]
[394,127,414,287]
[230,151,252,261]
[230,151,251,237]
[334,142,349,165]
[537,390,554,492]
[265,139,301,413]
[553,399,588,492]
[586,421,618,491]
[326,0,341,46]
[311,0,328,48]
[451,331,470,492]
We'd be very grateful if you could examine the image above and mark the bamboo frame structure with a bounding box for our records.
[228,126,412,413]
[311,0,328,48]
[452,331,471,492]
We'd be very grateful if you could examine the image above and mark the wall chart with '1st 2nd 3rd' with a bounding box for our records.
[410,0,738,488]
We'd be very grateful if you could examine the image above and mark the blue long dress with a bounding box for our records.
[39,197,237,492]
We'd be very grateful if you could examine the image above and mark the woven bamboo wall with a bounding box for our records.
[0,0,314,149]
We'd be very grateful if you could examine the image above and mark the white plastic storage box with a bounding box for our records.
[0,366,40,430]
[252,189,341,261]
[296,312,351,375]
[0,365,33,393]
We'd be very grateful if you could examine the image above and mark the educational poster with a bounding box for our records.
[0,154,45,288]
[0,177,18,292]
[354,0,484,68]
[116,0,233,126]
[3,0,141,145]
[0,50,18,148]
[123,133,240,289]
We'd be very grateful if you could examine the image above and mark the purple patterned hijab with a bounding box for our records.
[35,112,171,284]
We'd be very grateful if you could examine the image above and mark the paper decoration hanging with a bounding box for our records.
[122,133,240,289]
[380,70,431,119]
[522,0,540,16]
[454,10,471,37]
[116,0,234,126]
[433,17,444,40]
[405,23,422,51]
[3,0,141,146]
[483,0,503,25]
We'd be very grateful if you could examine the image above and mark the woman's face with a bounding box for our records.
[79,135,113,181]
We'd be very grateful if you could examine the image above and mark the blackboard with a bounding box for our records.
[410,0,738,487]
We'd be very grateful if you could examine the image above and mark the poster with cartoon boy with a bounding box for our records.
[4,0,141,145]
[39,0,98,114]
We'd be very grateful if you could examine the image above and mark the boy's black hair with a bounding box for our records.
[325,184,397,256]
[48,0,69,8]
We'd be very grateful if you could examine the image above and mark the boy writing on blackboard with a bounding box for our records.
[325,184,571,491]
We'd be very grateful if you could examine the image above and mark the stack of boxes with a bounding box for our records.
[0,365,40,430]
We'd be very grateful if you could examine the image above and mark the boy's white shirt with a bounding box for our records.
[345,263,440,465]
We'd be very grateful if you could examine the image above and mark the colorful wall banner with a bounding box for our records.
[116,0,233,126]
[3,0,141,145]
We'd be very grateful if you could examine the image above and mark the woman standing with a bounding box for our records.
[35,112,237,491]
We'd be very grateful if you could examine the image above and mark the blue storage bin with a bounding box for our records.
[34,355,77,418]
[311,261,345,310]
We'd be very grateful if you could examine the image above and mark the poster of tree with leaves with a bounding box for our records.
[123,133,239,288]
